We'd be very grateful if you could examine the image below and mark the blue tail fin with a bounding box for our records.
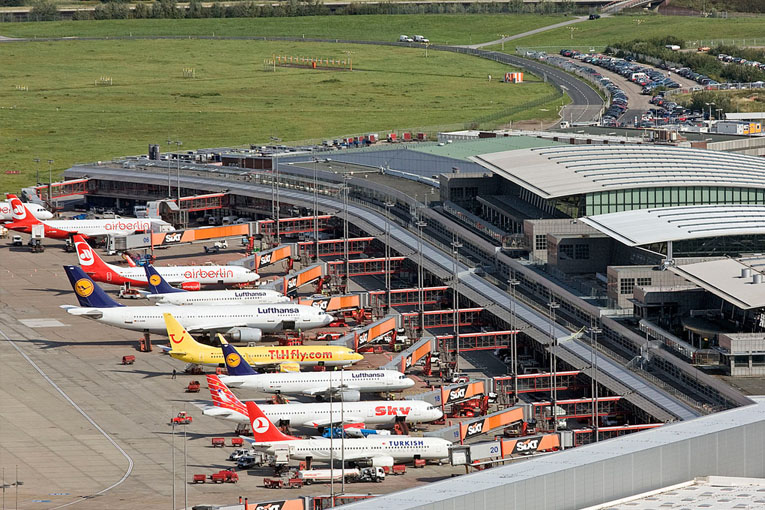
[221,338,258,376]
[144,264,185,294]
[64,265,124,308]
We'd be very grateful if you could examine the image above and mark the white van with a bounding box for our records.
[399,35,414,43]
[221,215,238,225]
[413,35,429,43]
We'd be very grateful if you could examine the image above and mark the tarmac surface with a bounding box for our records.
[0,236,464,510]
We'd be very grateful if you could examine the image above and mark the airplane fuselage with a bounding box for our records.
[149,289,290,305]
[67,303,332,335]
[8,217,172,239]
[219,370,414,394]
[250,436,451,463]
[203,400,442,426]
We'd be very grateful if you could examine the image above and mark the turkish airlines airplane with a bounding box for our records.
[143,265,285,304]
[241,401,452,467]
[0,200,52,222]
[4,194,173,239]
[202,375,442,427]
[74,235,259,288]
[61,266,334,342]
[219,340,414,400]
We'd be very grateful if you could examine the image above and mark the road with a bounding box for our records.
[471,16,590,49]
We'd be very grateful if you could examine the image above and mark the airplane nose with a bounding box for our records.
[405,377,416,388]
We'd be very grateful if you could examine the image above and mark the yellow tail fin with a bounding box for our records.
[163,313,204,355]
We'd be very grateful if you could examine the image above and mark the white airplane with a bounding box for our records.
[219,339,414,399]
[203,375,442,427]
[61,265,332,341]
[143,264,286,305]
[0,200,52,222]
[4,194,173,239]
[73,235,259,288]
[241,401,452,468]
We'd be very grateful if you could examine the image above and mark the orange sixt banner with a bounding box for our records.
[355,317,397,350]
[152,224,249,246]
[441,381,485,407]
[402,340,433,373]
[277,264,324,295]
[459,406,524,442]
[256,245,293,271]
[245,499,304,510]
[299,294,361,312]
[500,433,560,457]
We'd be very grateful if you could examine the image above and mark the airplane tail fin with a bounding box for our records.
[206,375,249,415]
[163,313,205,353]
[72,235,118,276]
[245,401,298,442]
[144,264,185,294]
[6,194,41,226]
[220,335,259,376]
[63,265,124,308]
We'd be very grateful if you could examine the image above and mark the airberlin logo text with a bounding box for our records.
[183,268,234,279]
[104,221,151,231]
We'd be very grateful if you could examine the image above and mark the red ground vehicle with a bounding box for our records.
[210,470,238,483]
[186,381,201,393]
[170,411,192,425]
[192,474,206,483]
[122,355,135,365]
[211,437,225,447]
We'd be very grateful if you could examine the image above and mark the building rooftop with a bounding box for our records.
[581,204,765,247]
[412,135,560,161]
[669,257,765,310]
[587,476,765,510]
[470,145,765,199]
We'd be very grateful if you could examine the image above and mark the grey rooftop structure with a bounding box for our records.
[669,257,765,310]
[338,398,765,510]
[470,145,765,199]
[580,204,765,247]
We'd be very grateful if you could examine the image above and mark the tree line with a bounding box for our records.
[9,0,580,22]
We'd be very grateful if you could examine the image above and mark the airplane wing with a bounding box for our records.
[308,416,365,428]
[59,305,103,319]
[156,345,173,352]
[186,322,248,333]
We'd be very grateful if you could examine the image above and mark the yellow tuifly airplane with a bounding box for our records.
[162,313,363,370]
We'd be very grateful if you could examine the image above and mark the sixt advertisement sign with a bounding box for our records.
[500,433,561,457]
[441,381,484,405]
[458,405,525,442]
[249,499,304,510]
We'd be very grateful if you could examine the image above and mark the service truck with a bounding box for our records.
[297,467,385,484]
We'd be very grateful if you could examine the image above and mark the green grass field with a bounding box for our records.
[0,37,559,190]
[508,15,765,51]
[0,14,569,45]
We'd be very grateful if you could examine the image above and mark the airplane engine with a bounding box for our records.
[370,455,394,468]
[180,281,201,291]
[339,390,361,402]
[226,327,263,343]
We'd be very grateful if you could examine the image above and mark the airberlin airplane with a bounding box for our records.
[0,200,52,222]
[4,194,173,239]
[73,235,259,288]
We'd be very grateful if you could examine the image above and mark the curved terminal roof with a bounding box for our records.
[581,204,765,246]
[470,145,765,199]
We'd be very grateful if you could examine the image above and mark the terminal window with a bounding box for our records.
[574,244,589,259]
[559,245,574,259]
[535,235,547,251]
[620,278,635,295]
[637,277,652,287]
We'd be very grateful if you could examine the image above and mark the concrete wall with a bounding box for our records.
[524,219,600,264]
[547,235,612,274]
[607,266,691,309]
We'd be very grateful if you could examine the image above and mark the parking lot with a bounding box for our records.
[0,237,464,509]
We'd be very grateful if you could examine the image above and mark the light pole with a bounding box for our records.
[417,217,427,337]
[705,102,715,123]
[47,159,54,207]
[275,150,281,245]
[313,157,320,261]
[343,174,351,290]
[452,238,463,373]
[548,300,560,433]
[183,414,188,509]
[33,157,40,186]
[173,140,182,201]
[340,367,346,495]
[171,419,176,510]
[166,139,173,197]
[329,375,334,507]
[508,276,520,404]
[589,325,602,442]
[384,201,394,312]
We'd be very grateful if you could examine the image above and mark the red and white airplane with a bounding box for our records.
[201,375,441,428]
[73,235,259,288]
[4,194,173,239]
[0,200,52,222]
